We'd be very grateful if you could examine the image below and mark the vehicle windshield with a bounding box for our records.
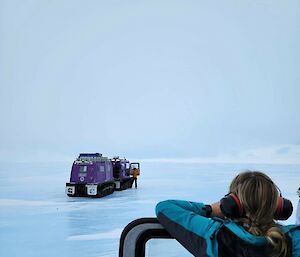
[79,165,88,173]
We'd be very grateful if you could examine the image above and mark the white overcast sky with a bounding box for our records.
[0,0,300,162]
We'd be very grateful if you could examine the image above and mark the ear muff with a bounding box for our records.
[220,193,244,218]
[274,197,293,220]
[220,194,293,220]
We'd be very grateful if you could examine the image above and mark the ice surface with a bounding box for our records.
[0,162,299,257]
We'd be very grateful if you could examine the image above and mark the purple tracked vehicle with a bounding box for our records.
[111,156,140,190]
[65,153,116,197]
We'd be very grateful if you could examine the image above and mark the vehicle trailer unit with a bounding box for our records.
[66,153,115,198]
[111,156,134,191]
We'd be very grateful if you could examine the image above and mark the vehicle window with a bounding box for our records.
[79,166,88,173]
[99,165,105,172]
[145,239,192,257]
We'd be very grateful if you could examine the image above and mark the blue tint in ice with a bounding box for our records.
[0,162,299,257]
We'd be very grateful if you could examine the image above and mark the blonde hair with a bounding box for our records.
[229,171,289,257]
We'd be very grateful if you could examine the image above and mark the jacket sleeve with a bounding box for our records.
[156,200,221,257]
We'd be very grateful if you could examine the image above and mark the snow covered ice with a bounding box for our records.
[0,162,299,257]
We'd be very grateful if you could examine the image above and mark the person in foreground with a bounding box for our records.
[156,171,300,257]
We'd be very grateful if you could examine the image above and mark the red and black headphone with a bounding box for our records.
[220,186,293,220]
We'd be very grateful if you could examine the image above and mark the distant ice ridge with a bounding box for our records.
[138,144,300,165]
[1,144,299,165]
[67,228,123,241]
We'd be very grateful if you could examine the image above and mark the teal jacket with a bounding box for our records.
[156,200,300,257]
